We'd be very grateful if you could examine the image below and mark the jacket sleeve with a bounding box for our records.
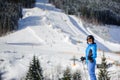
[91,44,97,59]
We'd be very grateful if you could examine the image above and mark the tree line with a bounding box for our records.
[49,0,120,26]
[25,56,82,80]
[0,0,36,36]
[24,55,111,80]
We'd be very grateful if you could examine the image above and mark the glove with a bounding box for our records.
[80,56,86,61]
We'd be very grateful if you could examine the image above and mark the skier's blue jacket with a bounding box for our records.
[85,43,97,64]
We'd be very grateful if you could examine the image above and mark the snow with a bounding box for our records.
[0,0,120,80]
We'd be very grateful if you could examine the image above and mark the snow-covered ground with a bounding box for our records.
[0,0,120,80]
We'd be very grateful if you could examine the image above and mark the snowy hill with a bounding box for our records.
[0,0,120,80]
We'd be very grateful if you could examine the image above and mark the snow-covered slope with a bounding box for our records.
[0,0,120,80]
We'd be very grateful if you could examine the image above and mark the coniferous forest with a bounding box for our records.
[49,0,120,26]
[0,0,36,36]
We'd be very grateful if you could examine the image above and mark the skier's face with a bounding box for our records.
[87,38,93,44]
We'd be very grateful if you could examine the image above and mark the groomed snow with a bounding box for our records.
[0,0,120,80]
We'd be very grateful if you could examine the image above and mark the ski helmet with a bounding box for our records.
[87,35,94,42]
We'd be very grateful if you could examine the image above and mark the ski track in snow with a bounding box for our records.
[27,27,45,43]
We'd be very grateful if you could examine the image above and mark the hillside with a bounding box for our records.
[0,0,120,80]
[49,0,120,26]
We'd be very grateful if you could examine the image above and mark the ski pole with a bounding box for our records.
[81,61,87,80]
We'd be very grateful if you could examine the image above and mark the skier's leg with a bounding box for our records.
[88,61,97,80]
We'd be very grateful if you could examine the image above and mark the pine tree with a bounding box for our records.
[72,70,82,80]
[60,67,82,80]
[61,67,72,80]
[25,56,44,80]
[98,52,110,80]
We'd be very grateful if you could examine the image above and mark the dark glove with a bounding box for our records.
[80,56,86,61]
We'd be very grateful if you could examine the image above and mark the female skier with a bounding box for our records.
[81,35,97,80]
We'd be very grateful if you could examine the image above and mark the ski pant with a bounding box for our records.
[87,61,97,80]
